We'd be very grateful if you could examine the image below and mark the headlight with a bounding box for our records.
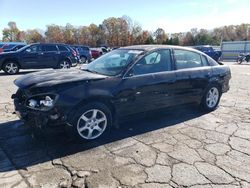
[26,94,58,111]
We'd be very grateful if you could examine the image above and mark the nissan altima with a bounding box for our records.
[12,45,231,141]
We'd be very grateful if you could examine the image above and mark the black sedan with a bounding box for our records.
[12,45,231,141]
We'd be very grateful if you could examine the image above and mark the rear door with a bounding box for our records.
[173,49,212,104]
[40,45,60,68]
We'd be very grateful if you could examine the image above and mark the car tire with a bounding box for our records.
[80,56,87,64]
[3,61,20,75]
[59,60,71,69]
[200,84,221,111]
[68,102,112,142]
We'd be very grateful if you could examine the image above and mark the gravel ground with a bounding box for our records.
[0,63,250,188]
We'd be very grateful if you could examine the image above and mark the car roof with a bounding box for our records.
[72,45,89,47]
[119,45,201,53]
[31,43,68,46]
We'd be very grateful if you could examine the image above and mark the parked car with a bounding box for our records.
[71,45,92,63]
[12,45,231,141]
[0,43,78,74]
[90,49,102,59]
[99,47,109,54]
[0,42,26,53]
[192,45,221,61]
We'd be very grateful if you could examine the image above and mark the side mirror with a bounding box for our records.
[24,49,31,53]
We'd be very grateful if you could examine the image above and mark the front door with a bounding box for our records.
[114,49,175,116]
[20,45,42,68]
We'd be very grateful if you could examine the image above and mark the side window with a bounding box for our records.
[201,55,209,66]
[76,47,83,52]
[132,49,171,76]
[207,56,219,66]
[25,45,41,53]
[174,49,203,70]
[58,45,69,52]
[81,46,89,51]
[44,45,58,52]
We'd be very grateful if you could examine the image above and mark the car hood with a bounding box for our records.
[14,69,108,89]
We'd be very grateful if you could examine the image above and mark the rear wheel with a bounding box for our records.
[80,56,87,64]
[59,60,71,69]
[3,61,19,75]
[201,84,221,111]
[68,102,112,141]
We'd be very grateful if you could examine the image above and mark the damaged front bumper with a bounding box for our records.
[12,93,68,128]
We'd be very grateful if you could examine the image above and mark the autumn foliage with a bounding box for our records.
[2,17,250,47]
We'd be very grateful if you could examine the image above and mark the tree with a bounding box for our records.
[3,18,250,46]
[145,35,154,44]
[102,17,131,46]
[154,28,167,44]
[25,29,45,43]
[134,30,151,45]
[2,22,24,42]
[194,29,213,45]
[182,32,195,46]
[45,24,64,43]
[63,23,76,44]
[88,24,102,46]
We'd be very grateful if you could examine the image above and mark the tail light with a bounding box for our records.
[72,50,77,57]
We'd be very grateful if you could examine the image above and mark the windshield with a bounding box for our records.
[17,44,31,52]
[84,49,144,76]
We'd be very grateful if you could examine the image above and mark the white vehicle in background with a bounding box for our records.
[221,41,250,61]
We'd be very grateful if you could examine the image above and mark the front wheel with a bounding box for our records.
[201,85,221,111]
[3,61,20,75]
[69,102,112,141]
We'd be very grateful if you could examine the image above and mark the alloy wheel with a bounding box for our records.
[77,109,107,140]
[206,87,219,108]
[80,57,87,63]
[60,61,70,69]
[5,62,18,74]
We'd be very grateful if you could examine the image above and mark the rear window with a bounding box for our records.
[58,45,69,52]
[174,49,203,69]
[44,45,58,52]
[81,46,89,51]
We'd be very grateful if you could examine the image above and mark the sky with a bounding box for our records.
[0,0,250,38]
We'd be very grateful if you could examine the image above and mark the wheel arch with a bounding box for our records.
[57,58,72,68]
[208,79,223,93]
[2,58,21,69]
[67,95,116,124]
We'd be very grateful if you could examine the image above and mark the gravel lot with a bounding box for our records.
[0,64,250,188]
